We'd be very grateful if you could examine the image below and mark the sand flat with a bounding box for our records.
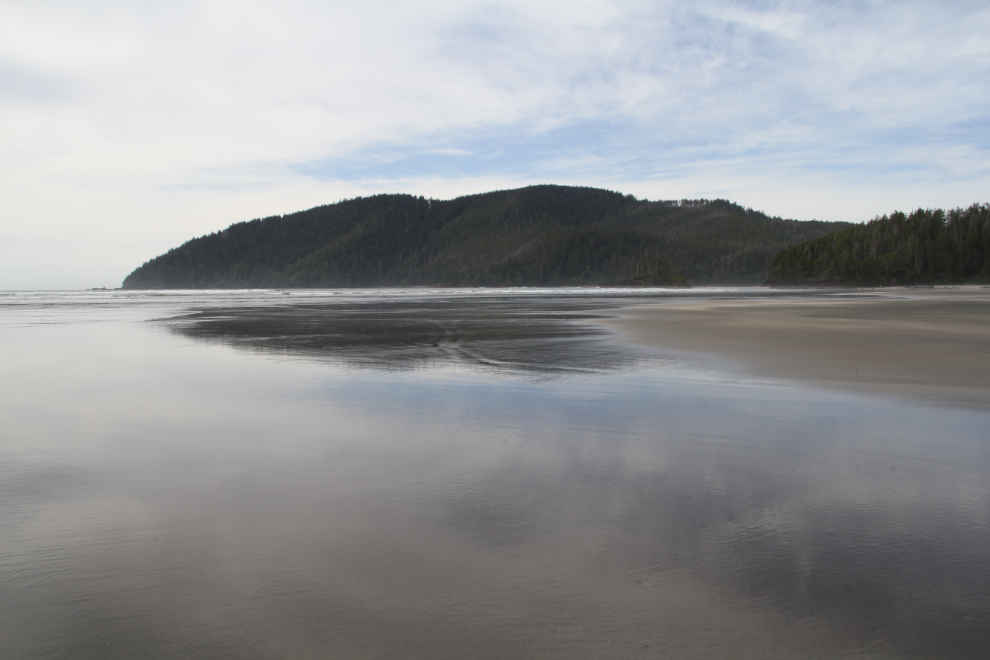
[601,287,990,409]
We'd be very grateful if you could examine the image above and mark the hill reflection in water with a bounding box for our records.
[166,293,666,377]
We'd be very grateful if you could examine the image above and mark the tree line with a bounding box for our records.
[765,204,990,285]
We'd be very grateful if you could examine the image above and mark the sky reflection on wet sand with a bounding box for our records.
[1,290,988,659]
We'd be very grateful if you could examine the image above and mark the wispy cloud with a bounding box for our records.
[1,0,988,287]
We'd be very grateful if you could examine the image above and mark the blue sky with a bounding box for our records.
[2,0,989,288]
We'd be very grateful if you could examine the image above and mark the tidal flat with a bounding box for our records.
[1,288,988,659]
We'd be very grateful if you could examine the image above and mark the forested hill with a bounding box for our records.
[765,203,990,286]
[121,185,849,288]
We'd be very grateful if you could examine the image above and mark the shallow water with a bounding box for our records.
[1,289,988,659]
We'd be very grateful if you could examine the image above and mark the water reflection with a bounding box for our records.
[164,288,886,377]
[167,295,650,376]
[1,291,988,660]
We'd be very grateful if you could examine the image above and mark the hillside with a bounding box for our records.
[122,185,849,288]
[765,204,990,286]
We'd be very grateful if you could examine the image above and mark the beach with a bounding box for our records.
[601,286,990,409]
[3,289,989,659]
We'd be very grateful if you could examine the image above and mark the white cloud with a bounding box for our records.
[1,0,988,288]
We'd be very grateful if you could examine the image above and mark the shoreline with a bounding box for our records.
[597,286,990,410]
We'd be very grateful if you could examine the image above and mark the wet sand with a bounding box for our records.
[5,290,990,659]
[601,286,990,409]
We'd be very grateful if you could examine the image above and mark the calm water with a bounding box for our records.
[2,289,988,659]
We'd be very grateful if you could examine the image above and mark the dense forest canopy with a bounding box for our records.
[122,185,849,288]
[765,204,990,286]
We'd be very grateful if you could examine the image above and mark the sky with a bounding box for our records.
[2,0,989,289]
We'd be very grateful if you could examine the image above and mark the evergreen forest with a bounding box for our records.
[765,204,990,286]
[122,185,849,289]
